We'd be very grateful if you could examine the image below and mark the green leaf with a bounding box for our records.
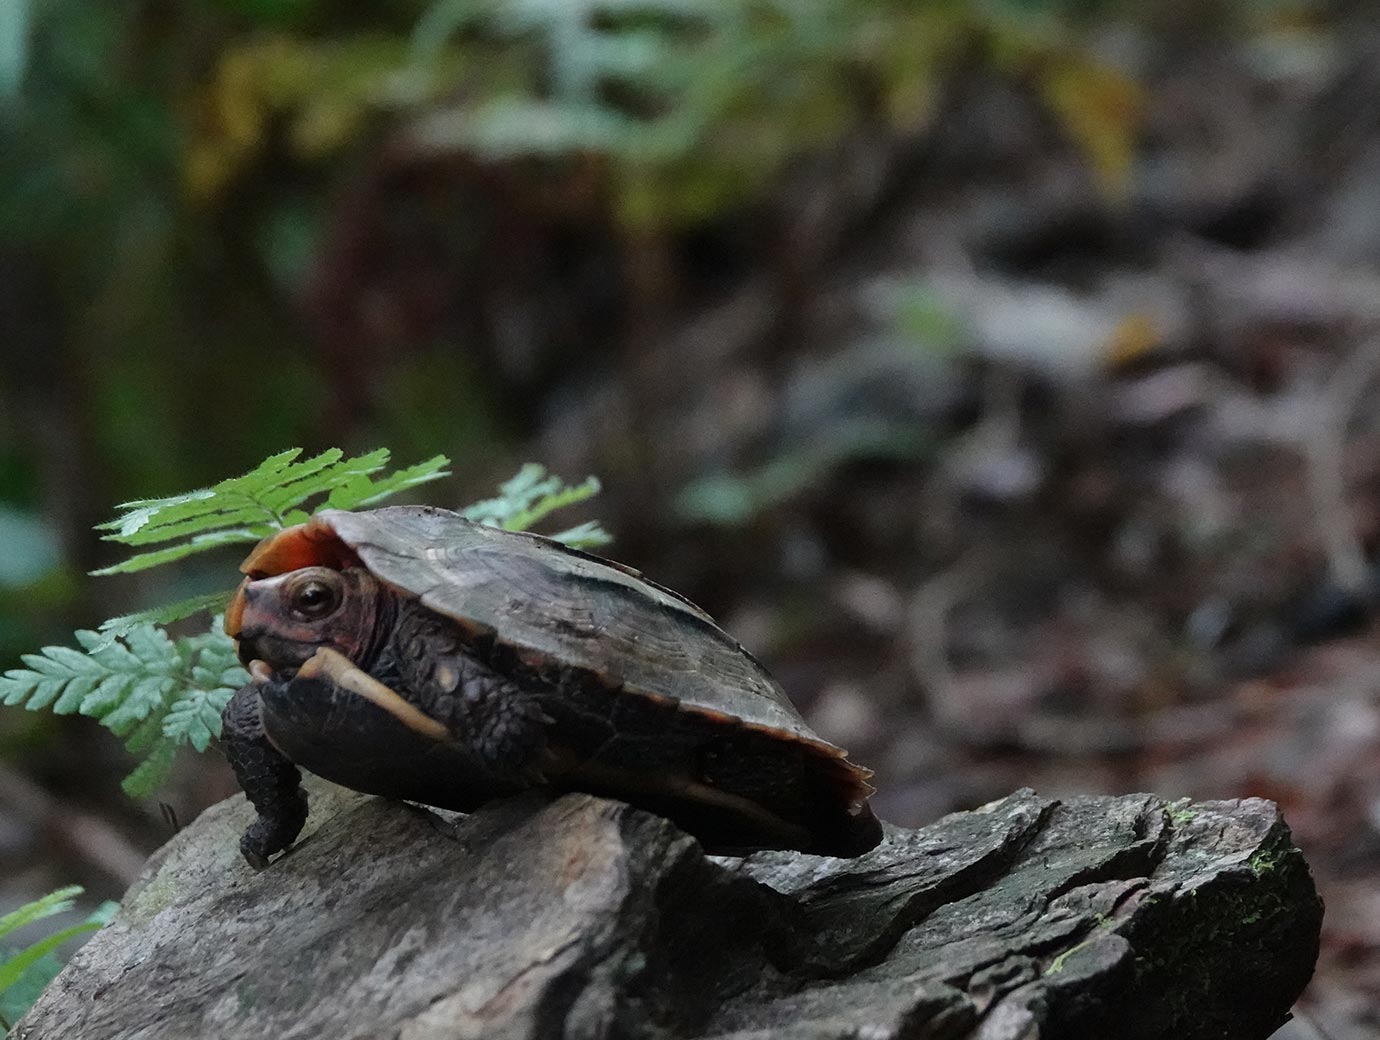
[0,920,103,996]
[25,647,103,677]
[21,679,65,712]
[96,591,238,643]
[0,947,61,1032]
[547,521,613,549]
[460,464,611,544]
[163,686,233,752]
[90,529,268,576]
[0,887,112,1030]
[108,506,280,547]
[324,455,451,510]
[258,448,388,512]
[501,476,602,531]
[0,621,247,796]
[0,892,112,1021]
[123,712,169,756]
[47,675,98,714]
[72,674,135,716]
[0,887,81,944]
[121,625,177,668]
[104,450,308,522]
[120,741,178,799]
[100,676,176,734]
[92,449,451,575]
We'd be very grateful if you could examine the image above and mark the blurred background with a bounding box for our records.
[2,0,1379,1032]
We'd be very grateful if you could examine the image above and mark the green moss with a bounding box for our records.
[1168,800,1197,826]
[1053,827,1319,1037]
[1249,849,1283,877]
[1046,913,1111,975]
[1047,937,1092,975]
[122,871,180,927]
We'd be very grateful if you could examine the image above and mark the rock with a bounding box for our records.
[14,779,1322,1040]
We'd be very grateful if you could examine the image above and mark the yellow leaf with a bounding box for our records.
[184,34,410,202]
[1104,312,1161,369]
[1041,57,1143,201]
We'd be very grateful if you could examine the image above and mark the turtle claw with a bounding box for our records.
[240,841,272,871]
[239,816,303,870]
[236,789,309,871]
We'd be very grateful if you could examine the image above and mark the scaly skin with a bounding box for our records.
[220,683,309,868]
[383,604,551,784]
[222,597,552,868]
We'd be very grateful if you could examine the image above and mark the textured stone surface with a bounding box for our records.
[15,780,1322,1040]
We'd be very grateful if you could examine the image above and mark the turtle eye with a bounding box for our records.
[288,574,342,619]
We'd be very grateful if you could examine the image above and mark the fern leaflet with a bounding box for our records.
[0,623,249,797]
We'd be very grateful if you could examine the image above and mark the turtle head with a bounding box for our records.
[229,566,391,673]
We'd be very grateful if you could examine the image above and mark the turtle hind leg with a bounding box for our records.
[221,682,308,869]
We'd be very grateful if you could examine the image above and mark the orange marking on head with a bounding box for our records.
[239,516,361,578]
[224,577,250,637]
[224,516,362,638]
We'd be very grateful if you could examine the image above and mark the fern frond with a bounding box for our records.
[0,887,82,944]
[90,530,268,577]
[93,449,451,574]
[325,455,453,510]
[501,475,602,532]
[0,887,113,1029]
[0,623,249,797]
[117,744,179,800]
[96,591,238,644]
[460,464,611,544]
[546,521,612,549]
[162,688,226,754]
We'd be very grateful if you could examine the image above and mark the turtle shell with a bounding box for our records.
[230,505,882,855]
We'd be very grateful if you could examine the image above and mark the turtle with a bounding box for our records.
[220,505,883,867]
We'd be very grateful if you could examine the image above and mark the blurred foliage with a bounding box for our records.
[0,0,29,100]
[190,0,944,226]
[677,420,932,525]
[0,0,1147,549]
[459,462,609,547]
[0,886,116,1033]
[0,451,606,797]
[182,0,1147,225]
[0,510,62,591]
[0,0,1237,788]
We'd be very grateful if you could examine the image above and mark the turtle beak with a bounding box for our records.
[224,578,249,639]
[231,583,267,666]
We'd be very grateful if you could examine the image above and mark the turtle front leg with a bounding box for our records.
[221,682,309,869]
[443,661,552,785]
[389,643,551,785]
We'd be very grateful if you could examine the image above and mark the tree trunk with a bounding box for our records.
[14,779,1322,1040]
